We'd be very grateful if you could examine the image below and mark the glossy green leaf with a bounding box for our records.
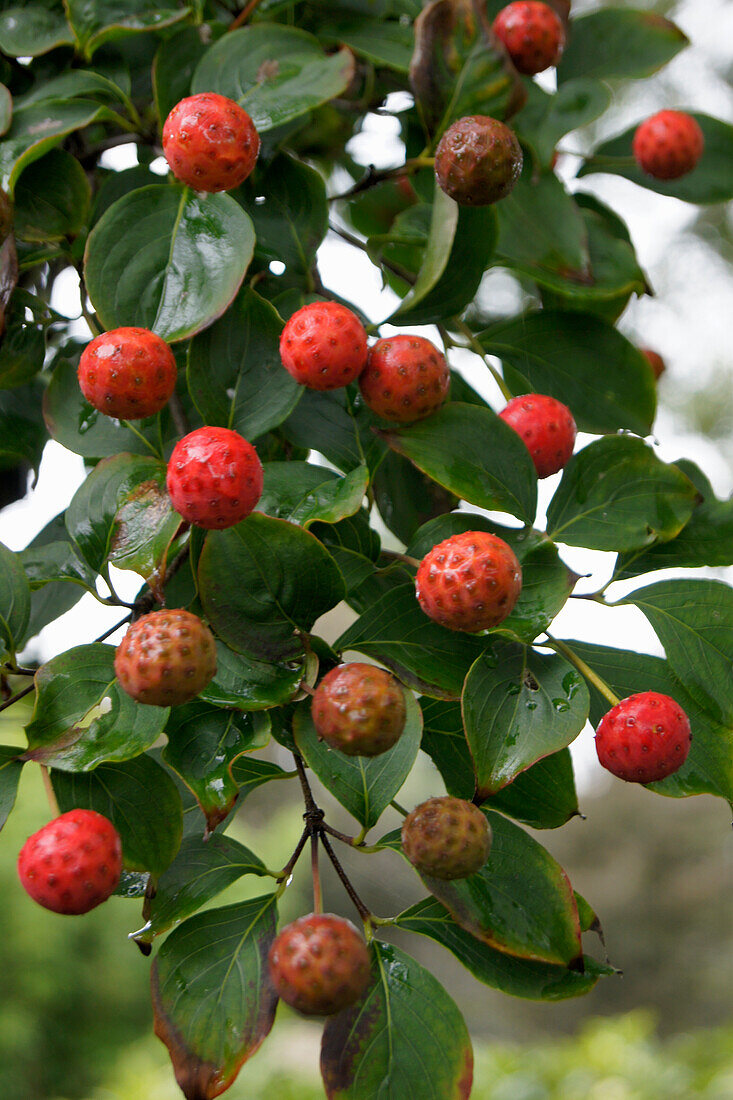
[382,403,538,523]
[373,448,458,545]
[65,0,189,58]
[19,515,90,643]
[546,437,698,551]
[283,387,384,474]
[462,646,588,798]
[390,183,458,317]
[0,7,74,57]
[0,309,45,390]
[515,79,611,168]
[293,688,422,830]
[482,749,579,830]
[623,579,733,726]
[229,755,291,802]
[198,512,345,661]
[51,753,182,873]
[13,148,90,242]
[84,184,255,342]
[153,24,220,125]
[151,895,279,1100]
[0,540,30,657]
[134,832,268,946]
[192,24,355,132]
[320,16,414,71]
[258,462,367,529]
[0,383,46,470]
[108,459,182,587]
[0,745,22,831]
[321,941,473,1100]
[24,643,169,771]
[559,9,688,82]
[201,639,304,713]
[17,69,133,111]
[579,114,733,205]
[0,99,113,194]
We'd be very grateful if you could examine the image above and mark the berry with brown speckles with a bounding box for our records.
[162,92,259,192]
[268,913,371,1016]
[359,335,450,423]
[402,796,491,880]
[632,111,704,181]
[279,301,368,390]
[595,691,691,783]
[499,393,576,478]
[114,608,217,707]
[312,663,406,757]
[166,426,263,530]
[78,328,177,420]
[416,530,522,633]
[435,116,523,206]
[641,348,666,380]
[18,809,122,915]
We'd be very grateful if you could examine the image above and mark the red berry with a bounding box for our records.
[78,328,177,420]
[641,347,666,380]
[268,914,371,1016]
[632,111,704,181]
[162,92,259,192]
[115,608,217,707]
[166,426,263,529]
[280,301,368,390]
[18,809,122,915]
[402,796,491,880]
[416,530,522,633]
[359,335,450,424]
[312,663,406,757]
[498,393,576,478]
[435,115,523,206]
[493,1,565,75]
[595,691,691,784]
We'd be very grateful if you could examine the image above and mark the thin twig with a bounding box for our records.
[168,393,190,438]
[328,222,416,287]
[0,682,35,715]
[545,634,620,707]
[390,799,409,817]
[455,319,512,402]
[328,157,434,203]
[228,0,263,31]
[320,831,372,922]
[276,826,309,885]
[293,752,319,815]
[311,833,323,915]
[40,765,59,816]
[95,614,132,643]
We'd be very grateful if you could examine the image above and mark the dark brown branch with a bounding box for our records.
[320,831,372,922]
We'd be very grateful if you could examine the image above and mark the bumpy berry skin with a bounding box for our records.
[416,531,522,633]
[632,111,704,181]
[312,663,406,758]
[595,691,691,784]
[115,608,217,707]
[435,115,523,206]
[402,796,491,881]
[268,914,371,1016]
[18,810,122,915]
[280,301,368,390]
[167,426,263,530]
[641,347,666,380]
[162,92,259,192]
[359,335,450,424]
[499,393,577,478]
[78,328,177,420]
[492,1,565,75]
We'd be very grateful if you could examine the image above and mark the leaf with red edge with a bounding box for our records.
[152,894,279,1100]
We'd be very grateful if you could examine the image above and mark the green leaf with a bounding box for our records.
[151,894,279,1100]
[187,287,300,440]
[0,540,30,658]
[337,583,489,699]
[108,460,182,587]
[515,79,611,168]
[0,7,74,57]
[198,512,345,661]
[153,24,220,126]
[283,387,384,474]
[0,746,22,832]
[373,449,458,545]
[134,832,268,946]
[321,941,473,1100]
[51,753,182,873]
[546,437,698,551]
[17,69,134,111]
[192,24,355,132]
[397,898,608,1001]
[482,749,579,830]
[0,85,10,139]
[320,16,414,72]
[382,403,538,524]
[462,646,588,798]
[579,114,733,206]
[163,702,270,832]
[390,183,458,318]
[13,148,90,242]
[559,9,688,82]
[622,579,733,727]
[65,0,189,58]
[24,643,169,771]
[416,810,582,966]
[84,184,255,342]
[201,639,303,713]
[258,462,367,529]
[293,688,422,830]
[19,514,90,643]
[229,755,290,802]
[0,99,112,193]
[0,382,46,470]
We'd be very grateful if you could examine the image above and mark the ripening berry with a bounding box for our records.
[641,348,666,380]
[416,530,522,633]
[493,2,565,75]
[312,663,406,757]
[402,796,491,880]
[435,115,523,206]
[78,328,177,420]
[498,393,576,478]
[115,608,217,707]
[595,691,691,783]
[359,335,450,423]
[632,111,704,180]
[268,914,371,1016]
[162,92,259,192]
[166,426,263,529]
[279,301,368,390]
[18,810,122,915]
